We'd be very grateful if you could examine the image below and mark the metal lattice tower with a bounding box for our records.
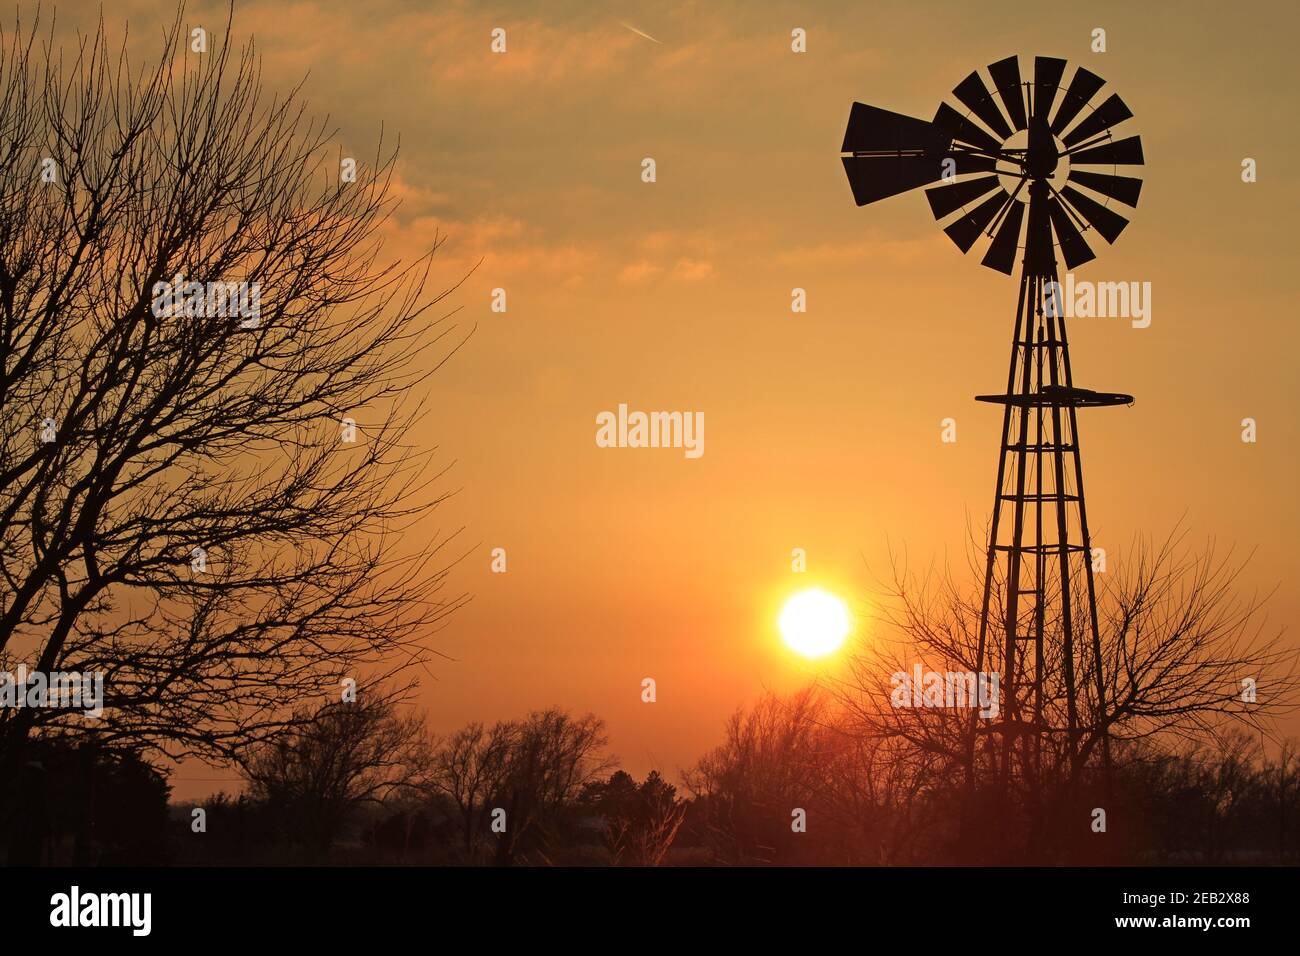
[839,55,1143,793]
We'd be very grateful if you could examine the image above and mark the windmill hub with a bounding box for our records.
[995,126,1067,197]
[1025,117,1059,179]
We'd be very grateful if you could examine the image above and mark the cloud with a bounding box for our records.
[384,169,456,217]
[615,231,717,284]
[619,260,663,284]
[671,257,715,281]
[381,211,603,289]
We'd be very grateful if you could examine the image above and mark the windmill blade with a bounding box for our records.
[1051,67,1105,135]
[953,71,1012,140]
[1062,93,1134,147]
[1046,196,1096,268]
[933,102,1001,153]
[840,103,967,206]
[943,190,1009,252]
[1071,135,1144,166]
[987,56,1027,131]
[981,198,1026,274]
[842,151,996,206]
[1059,185,1130,243]
[841,151,996,206]
[841,155,932,206]
[842,102,952,153]
[1032,56,1067,124]
[925,175,1002,220]
[1067,169,1142,207]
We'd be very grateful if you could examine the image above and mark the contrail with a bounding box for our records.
[620,22,662,44]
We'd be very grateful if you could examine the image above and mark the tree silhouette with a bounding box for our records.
[832,529,1300,862]
[240,687,431,853]
[430,709,611,864]
[0,3,467,801]
[430,720,517,858]
[4,735,170,864]
[583,769,687,866]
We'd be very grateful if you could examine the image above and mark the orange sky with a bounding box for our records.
[58,0,1300,798]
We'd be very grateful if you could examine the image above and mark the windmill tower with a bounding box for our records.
[840,56,1143,800]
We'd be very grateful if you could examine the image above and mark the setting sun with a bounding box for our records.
[778,589,852,659]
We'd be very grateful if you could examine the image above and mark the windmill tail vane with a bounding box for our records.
[841,55,1145,794]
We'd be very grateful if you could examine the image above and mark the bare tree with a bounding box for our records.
[831,528,1300,861]
[0,3,467,787]
[683,688,907,864]
[430,709,612,864]
[240,686,431,852]
[684,689,828,863]
[430,720,516,857]
[490,709,612,865]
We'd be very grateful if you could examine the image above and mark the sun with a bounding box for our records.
[778,588,852,659]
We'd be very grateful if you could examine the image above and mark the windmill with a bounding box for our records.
[840,56,1143,801]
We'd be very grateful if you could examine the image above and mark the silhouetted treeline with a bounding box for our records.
[683,690,1300,865]
[5,695,1297,866]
